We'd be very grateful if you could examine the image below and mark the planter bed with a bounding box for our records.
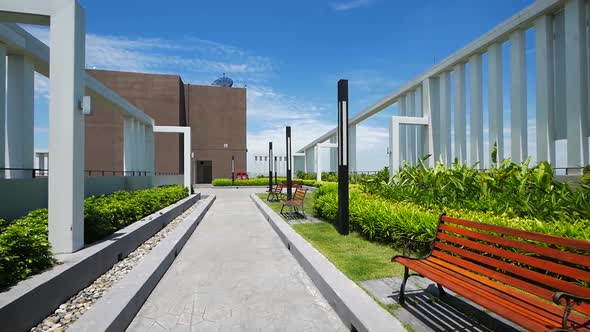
[0,193,200,332]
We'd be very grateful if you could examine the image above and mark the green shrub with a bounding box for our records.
[313,185,590,248]
[212,177,285,186]
[0,185,188,289]
[363,157,590,224]
[0,209,53,289]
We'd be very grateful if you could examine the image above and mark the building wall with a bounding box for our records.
[185,84,247,180]
[85,70,184,174]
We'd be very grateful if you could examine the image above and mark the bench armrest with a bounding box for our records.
[552,292,590,329]
[553,292,590,306]
[391,236,436,262]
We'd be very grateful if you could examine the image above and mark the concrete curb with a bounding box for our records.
[251,194,406,332]
[70,194,216,332]
[0,194,201,332]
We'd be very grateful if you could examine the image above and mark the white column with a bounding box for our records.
[0,44,5,178]
[304,150,308,173]
[48,2,86,253]
[183,129,191,189]
[422,77,439,168]
[439,71,451,165]
[123,117,132,174]
[565,0,589,169]
[415,86,423,162]
[398,95,407,163]
[510,29,528,163]
[315,144,321,182]
[329,134,337,172]
[407,90,416,165]
[469,54,484,166]
[138,123,145,173]
[389,117,399,178]
[535,15,556,165]
[488,42,504,164]
[454,63,467,163]
[349,124,357,172]
[6,55,34,179]
[553,11,567,142]
[146,126,155,174]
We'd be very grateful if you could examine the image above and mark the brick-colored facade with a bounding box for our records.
[85,69,247,183]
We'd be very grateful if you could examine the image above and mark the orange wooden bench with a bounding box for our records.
[267,183,284,201]
[280,187,308,217]
[392,214,590,332]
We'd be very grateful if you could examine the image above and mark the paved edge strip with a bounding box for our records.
[0,194,201,332]
[70,194,216,332]
[250,194,406,332]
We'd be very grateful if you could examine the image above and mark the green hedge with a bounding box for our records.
[365,157,590,223]
[0,185,188,289]
[313,185,590,247]
[212,178,281,186]
[212,177,336,188]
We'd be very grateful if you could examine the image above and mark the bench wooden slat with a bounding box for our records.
[419,259,563,327]
[426,257,590,326]
[437,232,590,283]
[435,241,590,298]
[438,223,590,268]
[398,257,551,331]
[441,215,590,251]
[432,250,553,302]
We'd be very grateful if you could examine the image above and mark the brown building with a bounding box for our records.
[85,69,247,183]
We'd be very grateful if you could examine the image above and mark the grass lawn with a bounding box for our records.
[293,222,403,281]
[256,192,403,281]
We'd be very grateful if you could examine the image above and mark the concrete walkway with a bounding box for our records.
[127,188,345,331]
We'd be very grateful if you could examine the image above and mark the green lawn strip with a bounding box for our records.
[292,222,403,281]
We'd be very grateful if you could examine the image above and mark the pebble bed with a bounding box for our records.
[32,202,200,332]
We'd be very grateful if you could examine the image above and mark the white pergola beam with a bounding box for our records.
[510,29,528,162]
[153,126,191,189]
[564,0,589,169]
[535,15,556,165]
[454,63,467,163]
[488,42,504,164]
[389,116,429,177]
[469,54,484,166]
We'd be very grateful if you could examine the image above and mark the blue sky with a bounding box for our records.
[28,0,538,172]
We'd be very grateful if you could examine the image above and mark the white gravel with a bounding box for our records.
[31,202,200,332]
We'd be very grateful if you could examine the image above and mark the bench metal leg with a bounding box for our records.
[399,266,409,305]
[280,204,285,214]
[437,283,446,297]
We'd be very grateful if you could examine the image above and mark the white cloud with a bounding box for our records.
[22,25,272,78]
[331,0,373,11]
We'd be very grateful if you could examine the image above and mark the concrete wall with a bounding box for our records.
[85,70,184,174]
[185,84,247,180]
[0,176,182,220]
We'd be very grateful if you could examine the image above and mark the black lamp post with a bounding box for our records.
[338,79,349,235]
[274,156,278,185]
[231,155,235,185]
[286,126,293,199]
[268,142,273,192]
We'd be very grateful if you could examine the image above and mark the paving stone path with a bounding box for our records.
[127,188,345,331]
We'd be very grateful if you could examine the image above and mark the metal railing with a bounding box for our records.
[0,168,182,178]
